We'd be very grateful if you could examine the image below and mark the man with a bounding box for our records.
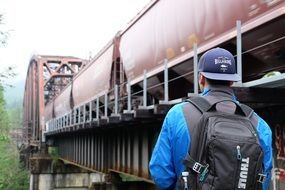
[149,47,272,190]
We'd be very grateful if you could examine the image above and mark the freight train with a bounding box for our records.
[23,0,285,188]
[43,0,284,131]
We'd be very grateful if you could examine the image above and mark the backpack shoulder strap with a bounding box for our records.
[240,103,259,132]
[186,96,212,113]
[182,97,212,189]
[194,96,254,118]
[182,96,210,137]
[240,103,254,118]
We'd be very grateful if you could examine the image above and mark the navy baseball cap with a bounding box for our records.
[198,47,241,82]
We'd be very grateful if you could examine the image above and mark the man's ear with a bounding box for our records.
[199,73,206,86]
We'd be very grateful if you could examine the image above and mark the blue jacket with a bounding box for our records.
[149,88,272,190]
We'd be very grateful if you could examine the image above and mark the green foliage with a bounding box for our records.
[0,50,28,189]
[0,138,29,190]
[7,99,22,129]
[48,146,59,160]
[0,133,10,141]
[0,86,29,189]
[0,84,9,134]
[48,146,62,171]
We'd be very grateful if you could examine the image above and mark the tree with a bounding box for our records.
[0,14,9,45]
[0,67,16,87]
[0,13,15,87]
[0,13,29,190]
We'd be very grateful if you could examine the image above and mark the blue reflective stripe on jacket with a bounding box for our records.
[149,89,272,190]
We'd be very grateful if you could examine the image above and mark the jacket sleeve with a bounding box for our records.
[149,104,190,190]
[149,112,177,189]
[256,114,273,190]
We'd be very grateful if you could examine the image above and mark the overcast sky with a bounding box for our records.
[0,0,150,84]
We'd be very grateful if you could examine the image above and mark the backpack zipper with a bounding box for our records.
[236,145,242,160]
[235,145,242,189]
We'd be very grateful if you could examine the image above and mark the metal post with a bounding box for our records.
[193,43,198,94]
[83,104,86,123]
[96,97,99,120]
[69,112,72,126]
[74,109,77,125]
[127,79,131,112]
[115,85,118,115]
[67,114,69,126]
[164,59,169,102]
[65,115,67,127]
[104,93,108,117]
[237,20,242,83]
[64,114,68,127]
[89,102,92,122]
[62,117,64,128]
[78,106,81,124]
[143,70,147,107]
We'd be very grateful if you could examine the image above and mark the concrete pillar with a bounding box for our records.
[30,173,105,190]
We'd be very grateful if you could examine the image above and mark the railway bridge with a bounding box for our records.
[22,0,285,189]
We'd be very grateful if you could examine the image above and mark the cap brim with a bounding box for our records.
[201,72,241,82]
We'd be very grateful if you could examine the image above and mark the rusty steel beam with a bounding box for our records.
[50,120,161,183]
[41,56,86,104]
[23,55,86,146]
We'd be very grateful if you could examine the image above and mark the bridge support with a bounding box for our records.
[30,173,105,190]
[29,151,105,190]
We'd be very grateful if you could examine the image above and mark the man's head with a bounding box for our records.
[198,47,241,91]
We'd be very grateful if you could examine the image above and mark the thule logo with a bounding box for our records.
[238,157,250,189]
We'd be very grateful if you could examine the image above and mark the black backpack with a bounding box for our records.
[180,96,266,190]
